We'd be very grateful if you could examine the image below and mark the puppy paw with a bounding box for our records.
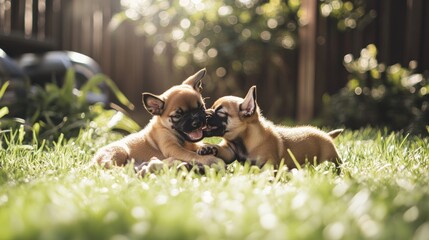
[92,145,128,168]
[135,157,165,177]
[197,145,219,156]
[176,161,205,174]
[200,155,225,168]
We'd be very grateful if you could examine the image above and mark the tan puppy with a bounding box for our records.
[92,69,222,169]
[199,86,343,169]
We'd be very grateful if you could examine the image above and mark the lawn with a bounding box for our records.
[0,128,428,240]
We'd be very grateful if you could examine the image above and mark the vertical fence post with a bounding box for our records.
[11,0,26,32]
[404,0,423,67]
[297,0,317,122]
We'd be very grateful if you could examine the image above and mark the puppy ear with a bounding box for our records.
[239,86,257,117]
[142,93,165,115]
[182,68,206,93]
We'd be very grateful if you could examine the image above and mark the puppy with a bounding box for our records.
[199,86,343,169]
[92,69,222,169]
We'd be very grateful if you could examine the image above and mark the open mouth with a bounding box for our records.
[184,127,204,141]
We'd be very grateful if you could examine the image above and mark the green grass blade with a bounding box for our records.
[0,81,9,99]
[287,148,302,170]
[0,107,9,119]
[60,69,76,103]
[80,74,135,110]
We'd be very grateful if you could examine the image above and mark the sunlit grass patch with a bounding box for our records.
[0,128,428,239]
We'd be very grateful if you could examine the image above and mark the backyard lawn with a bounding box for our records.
[1,0,428,239]
[0,128,428,239]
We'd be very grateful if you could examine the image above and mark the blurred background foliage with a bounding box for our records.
[324,44,429,135]
[114,0,371,75]
[113,0,427,135]
[319,0,375,31]
[112,0,302,110]
[0,70,140,143]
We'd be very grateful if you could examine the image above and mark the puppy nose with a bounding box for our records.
[192,119,200,127]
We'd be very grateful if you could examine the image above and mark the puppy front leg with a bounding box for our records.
[135,157,193,176]
[197,140,236,164]
[160,141,224,167]
[183,141,205,152]
[216,140,236,164]
[92,144,129,168]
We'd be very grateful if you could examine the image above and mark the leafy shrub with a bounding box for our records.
[324,44,429,135]
[114,0,374,80]
[319,0,375,30]
[0,70,139,143]
[113,0,300,98]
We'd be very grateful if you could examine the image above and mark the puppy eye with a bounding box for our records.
[169,114,181,122]
[216,111,228,118]
[169,109,183,122]
[214,106,228,118]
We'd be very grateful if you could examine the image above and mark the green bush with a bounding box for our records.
[0,70,139,143]
[319,0,375,31]
[324,44,429,135]
[113,0,300,94]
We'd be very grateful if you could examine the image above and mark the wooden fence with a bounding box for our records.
[1,0,428,125]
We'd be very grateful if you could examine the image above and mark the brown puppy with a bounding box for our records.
[199,86,343,169]
[92,69,222,169]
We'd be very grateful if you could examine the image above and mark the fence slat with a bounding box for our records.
[404,0,423,65]
[297,0,317,122]
[10,0,25,32]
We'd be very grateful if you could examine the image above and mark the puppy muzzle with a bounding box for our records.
[203,109,227,137]
[172,108,206,142]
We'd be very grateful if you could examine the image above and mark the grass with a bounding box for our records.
[0,128,428,240]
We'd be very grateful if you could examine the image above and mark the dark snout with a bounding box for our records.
[185,108,206,130]
[204,109,215,122]
[203,109,227,137]
[191,113,206,128]
[172,107,207,142]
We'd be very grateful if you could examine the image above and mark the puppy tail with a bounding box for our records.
[328,129,344,139]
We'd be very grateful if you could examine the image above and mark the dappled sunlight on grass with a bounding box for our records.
[0,128,428,239]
